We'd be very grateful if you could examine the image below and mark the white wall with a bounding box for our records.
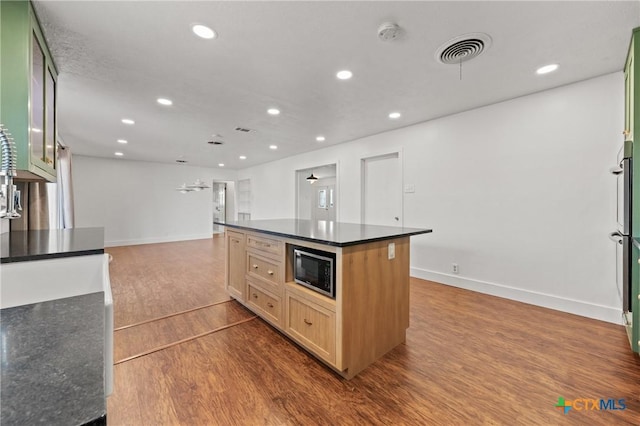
[238,73,623,324]
[73,155,236,246]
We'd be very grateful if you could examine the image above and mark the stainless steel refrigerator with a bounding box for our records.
[610,146,631,319]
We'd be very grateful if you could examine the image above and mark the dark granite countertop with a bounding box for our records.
[215,219,432,247]
[0,292,106,425]
[0,227,104,264]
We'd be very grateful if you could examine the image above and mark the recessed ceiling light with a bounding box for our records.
[388,112,401,119]
[114,152,124,156]
[316,136,326,142]
[121,118,135,125]
[218,163,225,167]
[536,64,559,75]
[157,98,173,106]
[192,24,216,39]
[336,70,353,80]
[239,155,247,160]
[117,139,128,144]
[267,108,280,115]
[269,145,278,150]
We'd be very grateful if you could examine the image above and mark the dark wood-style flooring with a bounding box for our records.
[106,237,640,425]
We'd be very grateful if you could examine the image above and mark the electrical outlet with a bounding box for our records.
[388,243,395,260]
[452,263,459,274]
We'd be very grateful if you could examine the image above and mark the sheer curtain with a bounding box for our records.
[57,145,75,229]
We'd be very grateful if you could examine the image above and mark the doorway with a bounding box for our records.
[212,182,227,234]
[361,152,402,226]
[296,164,337,222]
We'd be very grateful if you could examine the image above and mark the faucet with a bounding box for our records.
[0,125,21,218]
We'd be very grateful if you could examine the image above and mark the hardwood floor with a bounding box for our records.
[106,238,640,425]
[107,237,229,328]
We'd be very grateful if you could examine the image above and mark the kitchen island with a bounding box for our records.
[216,219,431,379]
[0,228,110,425]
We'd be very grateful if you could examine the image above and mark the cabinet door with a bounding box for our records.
[30,31,45,164]
[285,291,336,364]
[44,66,56,168]
[625,50,634,142]
[226,231,246,301]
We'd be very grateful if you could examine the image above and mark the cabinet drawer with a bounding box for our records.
[286,292,335,364]
[247,253,281,288]
[247,282,281,325]
[247,234,282,256]
[227,230,245,243]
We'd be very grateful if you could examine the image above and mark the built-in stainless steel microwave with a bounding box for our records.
[293,247,335,298]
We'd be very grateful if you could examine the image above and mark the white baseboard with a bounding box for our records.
[105,233,213,248]
[410,267,624,325]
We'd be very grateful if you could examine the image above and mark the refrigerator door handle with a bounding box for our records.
[609,231,624,244]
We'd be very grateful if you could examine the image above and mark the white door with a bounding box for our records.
[312,185,336,222]
[362,153,402,227]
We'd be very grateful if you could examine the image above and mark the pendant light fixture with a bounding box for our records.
[306,172,318,184]
[176,183,195,194]
[176,179,211,193]
[187,179,210,191]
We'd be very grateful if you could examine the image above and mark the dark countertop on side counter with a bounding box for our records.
[215,219,432,247]
[0,227,104,264]
[0,292,106,426]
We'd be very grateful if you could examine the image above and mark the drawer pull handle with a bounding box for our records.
[267,270,274,275]
[267,302,274,308]
[253,293,258,299]
[304,319,312,325]
[253,264,259,269]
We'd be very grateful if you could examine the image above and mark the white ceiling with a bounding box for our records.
[33,1,640,170]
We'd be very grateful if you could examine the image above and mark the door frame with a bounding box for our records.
[360,150,404,226]
[212,180,231,233]
[295,162,340,221]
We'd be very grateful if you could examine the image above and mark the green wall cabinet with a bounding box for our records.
[627,27,640,353]
[1,0,57,182]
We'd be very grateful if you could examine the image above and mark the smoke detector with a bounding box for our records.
[435,33,492,65]
[378,22,402,42]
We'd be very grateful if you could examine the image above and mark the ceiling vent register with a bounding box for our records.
[435,33,492,65]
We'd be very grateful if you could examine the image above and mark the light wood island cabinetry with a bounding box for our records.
[220,219,431,379]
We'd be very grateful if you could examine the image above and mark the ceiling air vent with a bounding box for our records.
[235,127,252,133]
[435,33,492,65]
[207,140,224,145]
[175,159,188,163]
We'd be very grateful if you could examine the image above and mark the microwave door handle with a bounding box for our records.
[609,231,624,244]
